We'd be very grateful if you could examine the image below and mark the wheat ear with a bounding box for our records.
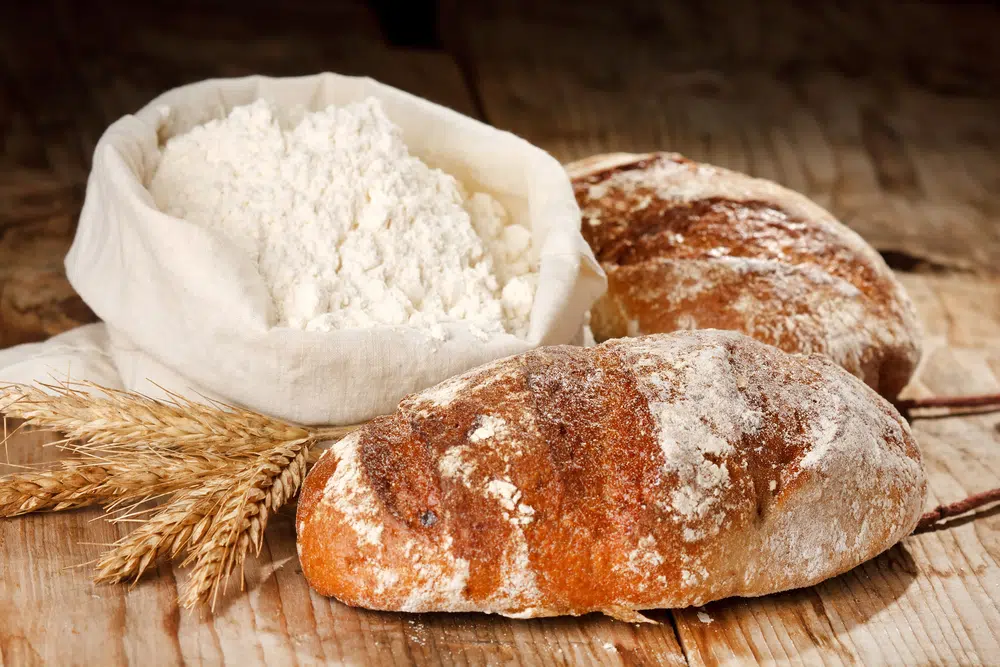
[93,474,239,584]
[0,380,362,608]
[0,463,115,516]
[0,450,248,517]
[0,383,311,454]
[180,442,309,609]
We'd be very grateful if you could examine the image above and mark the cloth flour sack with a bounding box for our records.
[0,74,605,425]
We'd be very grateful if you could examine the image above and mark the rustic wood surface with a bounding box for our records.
[2,1,999,665]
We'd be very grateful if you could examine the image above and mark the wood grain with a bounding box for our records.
[2,272,999,666]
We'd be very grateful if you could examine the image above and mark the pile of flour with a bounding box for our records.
[148,98,538,339]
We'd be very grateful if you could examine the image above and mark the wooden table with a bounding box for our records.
[2,1,999,664]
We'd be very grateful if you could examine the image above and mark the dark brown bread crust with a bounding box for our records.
[297,330,926,619]
[568,152,922,399]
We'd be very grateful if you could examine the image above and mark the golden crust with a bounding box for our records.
[297,330,926,618]
[569,152,922,398]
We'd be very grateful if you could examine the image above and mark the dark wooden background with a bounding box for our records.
[2,0,999,347]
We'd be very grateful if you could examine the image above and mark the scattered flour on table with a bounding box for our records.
[149,97,538,339]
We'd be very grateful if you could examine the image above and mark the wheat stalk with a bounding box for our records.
[0,380,360,609]
[93,475,237,584]
[0,450,249,518]
[180,443,309,608]
[0,382,312,454]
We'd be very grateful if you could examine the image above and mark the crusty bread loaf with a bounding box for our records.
[297,329,926,621]
[566,152,922,399]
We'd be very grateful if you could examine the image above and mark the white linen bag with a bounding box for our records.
[1,74,605,425]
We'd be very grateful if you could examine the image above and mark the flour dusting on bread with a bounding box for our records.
[297,330,926,619]
[569,152,922,399]
[320,433,384,547]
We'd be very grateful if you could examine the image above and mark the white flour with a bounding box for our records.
[149,98,538,339]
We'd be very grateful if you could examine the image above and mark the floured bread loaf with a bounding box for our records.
[296,329,926,620]
[566,152,922,399]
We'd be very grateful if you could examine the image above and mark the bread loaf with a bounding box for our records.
[296,329,926,620]
[567,152,922,399]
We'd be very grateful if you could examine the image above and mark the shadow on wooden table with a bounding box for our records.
[674,544,920,662]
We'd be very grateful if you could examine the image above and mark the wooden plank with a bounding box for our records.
[0,429,687,665]
[453,0,1000,273]
[3,273,999,665]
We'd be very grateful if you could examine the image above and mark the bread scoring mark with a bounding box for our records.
[401,352,548,614]
[612,337,756,539]
[726,262,871,374]
[573,152,890,286]
[582,191,885,305]
[315,421,475,611]
[519,343,671,610]
[600,254,916,397]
